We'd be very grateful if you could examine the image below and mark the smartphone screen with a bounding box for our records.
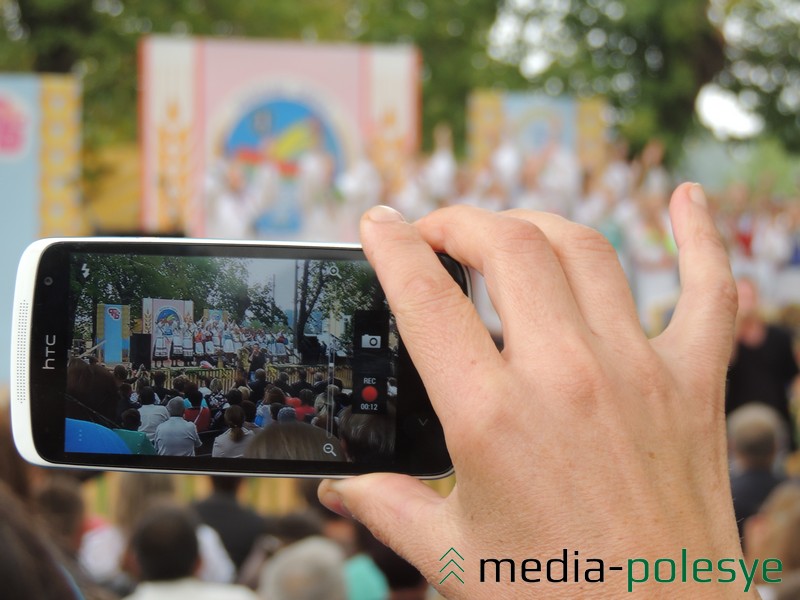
[24,240,467,477]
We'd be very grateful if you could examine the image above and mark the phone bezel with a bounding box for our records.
[12,238,469,479]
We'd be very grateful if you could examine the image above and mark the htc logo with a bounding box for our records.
[43,335,57,370]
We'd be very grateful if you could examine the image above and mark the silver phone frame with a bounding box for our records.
[11,237,467,479]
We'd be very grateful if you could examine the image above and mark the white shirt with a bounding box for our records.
[124,578,257,600]
[154,417,201,456]
[138,404,169,442]
[81,525,235,585]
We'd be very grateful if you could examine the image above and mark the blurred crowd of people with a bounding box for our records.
[0,401,428,599]
[210,124,800,335]
[65,360,395,465]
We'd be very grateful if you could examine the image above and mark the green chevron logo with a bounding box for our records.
[439,547,465,584]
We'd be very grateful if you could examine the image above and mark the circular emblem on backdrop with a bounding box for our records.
[156,307,181,327]
[223,97,345,234]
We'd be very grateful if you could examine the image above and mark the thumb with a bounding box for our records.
[319,473,445,564]
[654,182,737,376]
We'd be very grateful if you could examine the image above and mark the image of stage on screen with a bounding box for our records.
[65,253,397,463]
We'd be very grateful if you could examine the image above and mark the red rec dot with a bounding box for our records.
[361,385,378,402]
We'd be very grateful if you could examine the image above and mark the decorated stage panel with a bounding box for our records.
[140,36,420,241]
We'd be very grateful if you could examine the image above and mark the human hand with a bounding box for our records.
[320,183,749,598]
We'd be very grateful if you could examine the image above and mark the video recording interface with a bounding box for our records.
[63,250,398,466]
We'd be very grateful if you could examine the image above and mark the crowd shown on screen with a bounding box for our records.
[64,360,397,464]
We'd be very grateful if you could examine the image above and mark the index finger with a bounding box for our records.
[360,206,501,410]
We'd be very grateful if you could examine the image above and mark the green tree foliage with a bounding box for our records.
[354,0,526,152]
[489,0,800,156]
[70,254,285,337]
[294,259,381,352]
[0,0,350,149]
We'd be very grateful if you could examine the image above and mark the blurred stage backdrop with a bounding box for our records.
[139,36,420,241]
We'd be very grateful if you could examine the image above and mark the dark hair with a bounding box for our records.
[371,541,426,591]
[186,389,203,409]
[121,408,142,430]
[34,476,85,554]
[203,376,212,386]
[113,365,128,380]
[153,371,167,385]
[241,400,257,423]
[66,358,118,423]
[184,381,199,398]
[172,376,187,394]
[265,386,285,404]
[139,386,156,406]
[130,505,199,581]
[255,368,267,382]
[298,389,314,407]
[119,383,132,397]
[225,405,246,443]
[297,370,308,381]
[0,482,78,599]
[234,375,247,388]
[270,402,286,421]
[338,405,396,463]
[226,388,243,406]
[278,371,289,382]
[210,475,242,494]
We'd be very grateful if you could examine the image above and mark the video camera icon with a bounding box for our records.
[360,334,381,349]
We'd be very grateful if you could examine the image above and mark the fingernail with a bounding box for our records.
[366,205,404,223]
[689,183,707,208]
[319,484,353,519]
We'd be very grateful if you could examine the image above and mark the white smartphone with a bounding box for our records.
[11,237,470,478]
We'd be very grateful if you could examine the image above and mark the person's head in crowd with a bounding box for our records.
[266,386,286,405]
[297,370,308,382]
[172,375,187,396]
[270,403,286,421]
[273,512,325,545]
[139,386,156,406]
[0,404,31,502]
[312,412,339,438]
[153,371,167,387]
[257,536,346,600]
[246,422,344,461]
[34,475,85,557]
[255,368,267,382]
[242,400,257,424]
[119,382,133,401]
[227,388,243,406]
[278,372,289,384]
[210,378,222,394]
[184,381,199,398]
[135,377,149,394]
[128,504,199,582]
[736,277,761,324]
[66,358,119,422]
[0,482,79,599]
[209,475,242,496]
[372,544,427,600]
[295,478,355,554]
[338,405,396,463]
[278,406,297,423]
[238,386,251,403]
[298,389,314,407]
[203,376,212,388]
[113,364,128,383]
[167,397,186,418]
[235,375,247,389]
[745,482,800,585]
[186,389,204,409]
[121,408,142,431]
[225,406,247,443]
[335,392,352,410]
[728,403,784,471]
[313,372,324,384]
[113,473,176,533]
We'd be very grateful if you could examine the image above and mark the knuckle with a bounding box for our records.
[563,225,617,259]
[396,271,462,315]
[489,217,549,258]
